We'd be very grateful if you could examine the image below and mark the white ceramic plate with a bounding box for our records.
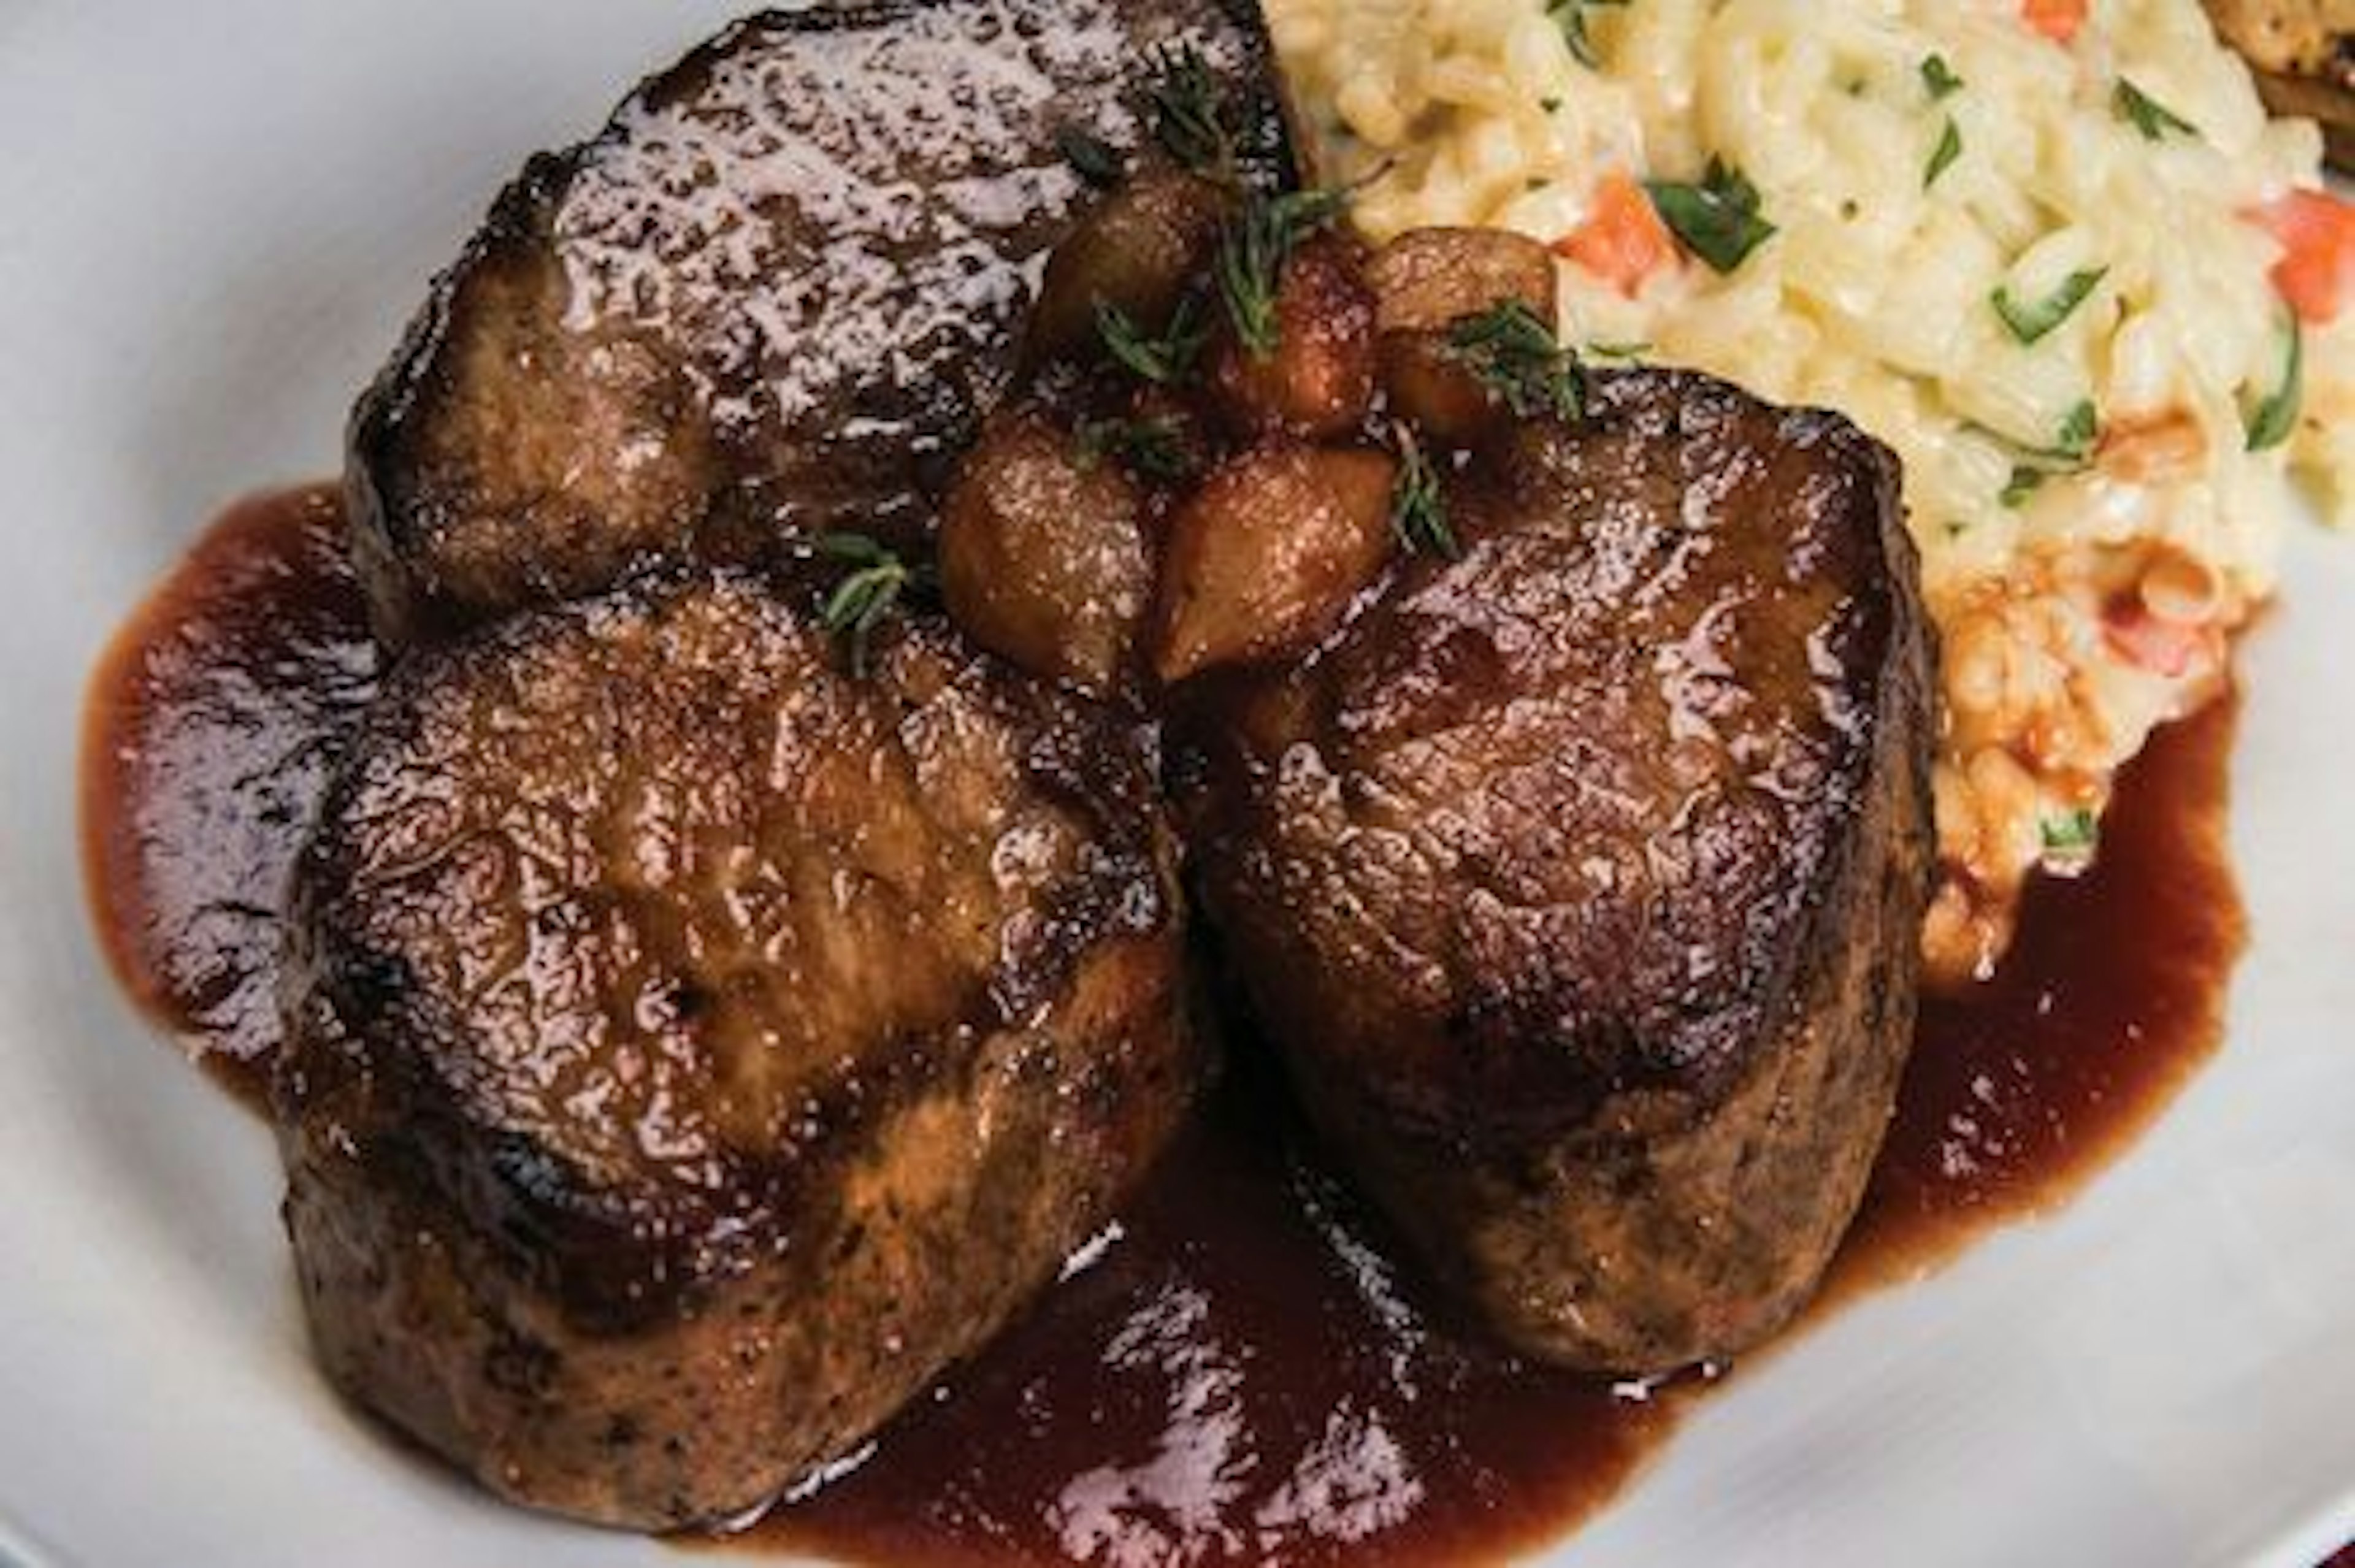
[3,4,2352,1564]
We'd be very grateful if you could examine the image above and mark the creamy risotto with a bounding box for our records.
[1269,0,2354,984]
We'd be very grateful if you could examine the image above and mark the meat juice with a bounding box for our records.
[82,489,2245,1565]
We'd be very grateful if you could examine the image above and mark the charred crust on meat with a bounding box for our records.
[1176,365,1937,1374]
[346,1,1296,644]
[275,570,1203,1526]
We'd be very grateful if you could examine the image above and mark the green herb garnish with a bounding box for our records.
[1644,158,1777,273]
[1387,424,1458,558]
[1446,300,1585,421]
[1095,297,1205,385]
[1585,339,1653,359]
[818,534,923,676]
[2040,806,2099,859]
[1076,416,1193,483]
[1991,266,2107,344]
[2001,465,2054,508]
[1058,126,1124,189]
[2245,313,2303,452]
[1997,399,2100,507]
[1547,0,1631,69]
[1921,53,1964,100]
[1146,43,1239,180]
[2113,78,2200,142]
[1925,117,1962,188]
[1214,186,1351,359]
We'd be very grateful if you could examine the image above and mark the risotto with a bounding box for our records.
[1269,0,2355,984]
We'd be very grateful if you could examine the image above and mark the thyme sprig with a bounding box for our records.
[1446,300,1585,422]
[1076,416,1194,483]
[1146,43,1241,180]
[1387,424,1459,558]
[1096,297,1206,385]
[1214,186,1352,360]
[817,532,925,676]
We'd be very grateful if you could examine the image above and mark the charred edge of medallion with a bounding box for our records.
[274,570,1202,1528]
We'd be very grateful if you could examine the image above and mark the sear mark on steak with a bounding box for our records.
[347,0,1290,644]
[275,571,1202,1528]
[1174,367,1937,1375]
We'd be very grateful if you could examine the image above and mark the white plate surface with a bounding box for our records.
[1,4,2351,1565]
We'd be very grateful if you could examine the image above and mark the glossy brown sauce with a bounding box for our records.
[82,489,2244,1564]
[80,484,378,1112]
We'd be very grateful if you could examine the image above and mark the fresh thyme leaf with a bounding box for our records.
[1057,126,1124,189]
[1547,0,1630,69]
[1991,266,2107,344]
[1146,44,1239,179]
[1921,53,1964,100]
[1215,187,1351,360]
[1446,300,1585,421]
[2245,313,2303,452]
[1387,424,1459,558]
[2113,78,2200,142]
[1924,117,1962,188]
[2039,806,2099,858]
[1076,416,1193,483]
[1095,297,1205,385]
[1585,338,1653,359]
[1644,158,1777,273]
[817,532,919,676]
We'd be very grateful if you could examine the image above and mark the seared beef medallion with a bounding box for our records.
[347,0,1287,643]
[1173,369,1937,1374]
[275,572,1198,1528]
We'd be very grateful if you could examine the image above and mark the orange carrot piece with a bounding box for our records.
[1555,172,1675,299]
[2021,0,2088,42]
[2253,188,2355,326]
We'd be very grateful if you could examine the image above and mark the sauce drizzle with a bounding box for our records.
[80,489,2245,1564]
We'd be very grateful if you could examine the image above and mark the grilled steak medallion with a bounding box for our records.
[1176,369,1937,1374]
[275,572,1198,1528]
[347,0,1287,643]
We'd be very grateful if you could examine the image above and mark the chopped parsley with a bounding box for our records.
[1387,424,1459,558]
[2039,806,2099,860]
[1924,117,1963,188]
[1644,158,1777,273]
[1095,297,1204,385]
[1076,416,1193,483]
[1921,53,1965,101]
[1446,300,1585,421]
[817,533,924,676]
[1998,398,2100,507]
[2244,314,2303,453]
[1214,186,1350,359]
[2113,78,2200,142]
[1547,0,1631,69]
[1991,266,2107,344]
